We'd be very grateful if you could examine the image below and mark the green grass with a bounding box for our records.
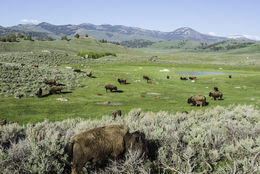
[77,51,116,58]
[1,63,259,125]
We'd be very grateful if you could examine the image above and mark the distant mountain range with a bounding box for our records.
[0,22,256,42]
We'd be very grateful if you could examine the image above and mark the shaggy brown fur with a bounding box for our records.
[32,64,38,68]
[44,79,56,86]
[117,78,127,84]
[105,84,117,92]
[67,124,148,174]
[209,91,223,100]
[49,86,62,94]
[180,76,187,80]
[189,76,197,80]
[112,110,122,120]
[0,118,7,126]
[73,69,81,73]
[36,88,42,97]
[143,75,150,81]
[86,72,92,77]
[187,94,207,107]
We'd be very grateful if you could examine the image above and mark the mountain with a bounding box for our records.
[0,22,257,42]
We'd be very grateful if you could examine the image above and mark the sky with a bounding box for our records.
[0,0,259,39]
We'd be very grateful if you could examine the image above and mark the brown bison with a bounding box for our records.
[143,75,150,81]
[214,86,219,91]
[44,79,56,86]
[32,64,38,68]
[74,69,81,73]
[0,118,7,126]
[189,76,197,80]
[86,71,92,77]
[229,75,232,78]
[67,124,148,174]
[187,94,207,107]
[49,86,62,94]
[36,88,42,97]
[118,78,127,84]
[105,84,117,92]
[112,109,122,120]
[166,75,170,79]
[180,76,187,80]
[209,91,223,100]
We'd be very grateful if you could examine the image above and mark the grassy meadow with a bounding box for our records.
[0,38,260,125]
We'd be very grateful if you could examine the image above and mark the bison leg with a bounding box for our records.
[110,89,113,92]
[214,97,216,100]
[71,143,89,174]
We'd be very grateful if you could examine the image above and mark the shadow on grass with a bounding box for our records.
[112,90,124,93]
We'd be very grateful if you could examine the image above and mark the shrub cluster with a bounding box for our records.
[0,105,259,173]
[77,51,116,59]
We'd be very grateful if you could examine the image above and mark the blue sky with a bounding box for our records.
[0,0,259,39]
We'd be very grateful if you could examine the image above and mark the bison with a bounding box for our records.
[166,75,170,79]
[0,118,7,126]
[209,91,223,100]
[112,109,122,120]
[67,124,148,174]
[36,88,42,97]
[143,75,150,81]
[44,79,56,86]
[180,76,187,80]
[86,71,92,77]
[49,86,62,94]
[74,69,81,73]
[117,78,127,84]
[189,76,197,80]
[32,64,38,68]
[187,94,207,107]
[229,75,232,78]
[105,84,117,92]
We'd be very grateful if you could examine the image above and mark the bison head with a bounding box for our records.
[124,131,148,157]
[187,97,192,104]
[209,92,212,97]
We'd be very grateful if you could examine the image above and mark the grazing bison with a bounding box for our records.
[74,69,81,73]
[36,88,42,97]
[166,75,170,79]
[105,84,117,92]
[189,76,197,80]
[229,75,232,78]
[67,124,148,174]
[0,118,7,126]
[112,109,122,120]
[143,75,150,81]
[86,71,92,77]
[187,94,207,107]
[180,76,187,80]
[209,91,223,100]
[44,79,56,86]
[32,64,38,68]
[214,86,219,91]
[117,78,127,84]
[49,86,62,94]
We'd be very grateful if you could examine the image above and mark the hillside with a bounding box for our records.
[1,22,238,42]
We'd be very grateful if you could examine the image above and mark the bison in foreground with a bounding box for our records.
[105,84,117,92]
[209,91,223,100]
[67,124,148,174]
[112,109,122,120]
[117,78,127,84]
[187,94,207,107]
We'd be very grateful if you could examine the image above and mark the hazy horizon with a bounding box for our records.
[1,0,260,40]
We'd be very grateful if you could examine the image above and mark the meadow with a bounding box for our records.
[0,38,260,124]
